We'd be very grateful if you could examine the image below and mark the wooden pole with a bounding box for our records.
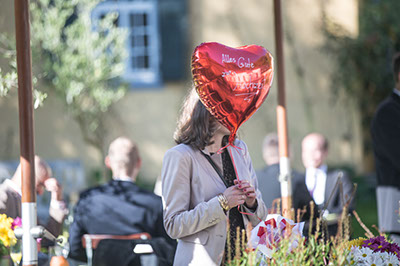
[14,0,38,265]
[273,0,293,219]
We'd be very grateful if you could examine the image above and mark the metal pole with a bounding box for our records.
[273,0,293,219]
[14,0,38,265]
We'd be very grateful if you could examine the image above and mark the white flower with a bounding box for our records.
[379,251,389,262]
[367,252,384,266]
[386,252,400,266]
[355,247,373,262]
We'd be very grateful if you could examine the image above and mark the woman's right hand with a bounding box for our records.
[223,186,246,209]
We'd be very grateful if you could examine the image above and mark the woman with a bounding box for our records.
[161,89,267,265]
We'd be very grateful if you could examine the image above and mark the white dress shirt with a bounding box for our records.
[394,88,400,97]
[305,165,328,206]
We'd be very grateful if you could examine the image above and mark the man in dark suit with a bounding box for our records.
[371,53,400,244]
[301,133,354,236]
[68,137,176,265]
[256,133,314,221]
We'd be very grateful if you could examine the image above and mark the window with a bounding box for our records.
[92,1,161,87]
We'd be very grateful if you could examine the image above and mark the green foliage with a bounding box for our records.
[0,36,47,108]
[322,0,400,160]
[0,0,128,154]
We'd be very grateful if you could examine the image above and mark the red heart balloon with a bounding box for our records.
[191,42,274,144]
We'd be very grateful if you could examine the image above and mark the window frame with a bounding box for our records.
[92,1,162,88]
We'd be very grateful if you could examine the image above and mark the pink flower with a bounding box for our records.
[11,217,22,230]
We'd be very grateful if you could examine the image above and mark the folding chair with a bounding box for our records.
[82,233,155,266]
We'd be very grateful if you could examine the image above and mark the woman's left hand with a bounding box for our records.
[234,180,257,208]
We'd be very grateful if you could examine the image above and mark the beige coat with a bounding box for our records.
[162,140,267,266]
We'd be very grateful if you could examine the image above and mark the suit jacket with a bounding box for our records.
[256,164,315,221]
[161,140,267,266]
[257,164,314,211]
[371,91,400,189]
[321,169,355,215]
[68,180,175,264]
[0,180,65,237]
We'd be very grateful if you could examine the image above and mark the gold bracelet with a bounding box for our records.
[218,193,229,211]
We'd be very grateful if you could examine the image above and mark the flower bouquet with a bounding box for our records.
[0,214,20,258]
[347,236,400,265]
[248,214,305,260]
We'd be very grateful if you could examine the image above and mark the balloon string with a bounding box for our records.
[217,142,243,155]
[227,145,262,222]
[237,206,262,222]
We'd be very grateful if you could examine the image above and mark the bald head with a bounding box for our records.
[106,137,141,181]
[302,133,329,169]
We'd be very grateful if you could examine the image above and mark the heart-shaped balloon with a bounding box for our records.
[192,42,274,144]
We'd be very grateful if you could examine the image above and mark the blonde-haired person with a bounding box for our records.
[161,88,267,265]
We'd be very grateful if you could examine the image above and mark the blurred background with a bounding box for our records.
[1,0,399,237]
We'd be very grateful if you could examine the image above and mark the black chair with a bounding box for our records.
[82,233,156,266]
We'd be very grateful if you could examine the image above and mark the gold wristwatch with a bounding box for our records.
[218,193,229,211]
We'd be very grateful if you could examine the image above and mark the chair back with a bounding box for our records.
[82,233,152,266]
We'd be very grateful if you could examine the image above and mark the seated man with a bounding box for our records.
[302,133,355,236]
[0,156,67,238]
[68,137,176,265]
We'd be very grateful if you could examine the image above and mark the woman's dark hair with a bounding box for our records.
[174,88,218,150]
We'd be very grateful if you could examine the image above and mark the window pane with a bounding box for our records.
[131,35,145,48]
[130,13,146,27]
[137,56,145,68]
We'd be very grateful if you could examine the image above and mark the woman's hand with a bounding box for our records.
[223,186,246,209]
[234,180,257,209]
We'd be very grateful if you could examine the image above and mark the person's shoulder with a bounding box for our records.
[291,169,305,182]
[233,138,250,155]
[327,168,350,180]
[255,166,268,176]
[0,182,11,204]
[163,144,196,164]
[137,188,162,204]
[257,164,280,181]
[165,144,193,156]
[0,182,9,193]
[234,138,246,148]
[375,95,400,117]
[0,181,18,198]
[77,182,110,201]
